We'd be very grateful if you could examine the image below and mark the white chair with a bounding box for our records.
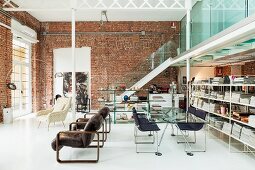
[36,97,71,130]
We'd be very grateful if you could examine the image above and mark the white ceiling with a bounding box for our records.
[8,0,189,21]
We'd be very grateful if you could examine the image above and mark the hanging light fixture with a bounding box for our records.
[171,22,176,29]
[100,10,109,25]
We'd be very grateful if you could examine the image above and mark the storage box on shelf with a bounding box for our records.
[191,76,255,152]
[97,89,149,124]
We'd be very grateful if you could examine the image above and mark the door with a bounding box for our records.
[11,39,32,117]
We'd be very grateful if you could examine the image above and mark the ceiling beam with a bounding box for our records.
[2,0,186,11]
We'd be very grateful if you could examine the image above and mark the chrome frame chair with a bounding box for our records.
[176,108,207,156]
[133,108,161,156]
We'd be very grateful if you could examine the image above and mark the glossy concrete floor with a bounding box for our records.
[0,113,254,170]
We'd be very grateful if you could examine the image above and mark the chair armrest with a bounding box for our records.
[56,130,99,149]
[58,130,98,135]
[76,118,90,122]
[84,113,96,118]
[36,108,53,116]
[48,111,67,123]
[69,122,88,131]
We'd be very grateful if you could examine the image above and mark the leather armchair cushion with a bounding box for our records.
[82,114,104,147]
[51,133,83,151]
[51,113,104,151]
[98,107,110,119]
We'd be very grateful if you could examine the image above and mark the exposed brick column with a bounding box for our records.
[0,13,12,122]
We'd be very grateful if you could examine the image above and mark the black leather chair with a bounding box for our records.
[176,108,207,156]
[51,113,104,163]
[132,108,161,155]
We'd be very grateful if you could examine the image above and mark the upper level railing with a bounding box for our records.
[180,0,255,53]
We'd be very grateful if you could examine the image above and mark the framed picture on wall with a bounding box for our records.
[215,67,223,76]
[63,72,89,105]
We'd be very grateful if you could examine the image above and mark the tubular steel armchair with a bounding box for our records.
[51,113,104,163]
[176,107,207,156]
[71,107,111,142]
[36,97,71,130]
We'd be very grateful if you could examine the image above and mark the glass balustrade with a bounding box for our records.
[112,36,179,88]
[180,0,255,53]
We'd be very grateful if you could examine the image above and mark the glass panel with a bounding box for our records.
[21,74,29,82]
[190,0,211,47]
[180,15,186,53]
[249,0,255,16]
[22,104,28,110]
[182,0,247,51]
[21,66,29,74]
[22,97,29,104]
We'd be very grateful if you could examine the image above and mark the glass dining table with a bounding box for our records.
[142,107,206,155]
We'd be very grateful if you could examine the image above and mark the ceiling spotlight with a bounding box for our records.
[100,10,109,25]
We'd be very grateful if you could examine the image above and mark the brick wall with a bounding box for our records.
[40,21,179,109]
[0,13,12,122]
[243,61,255,75]
[0,0,42,122]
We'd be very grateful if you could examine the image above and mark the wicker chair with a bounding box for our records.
[36,97,71,130]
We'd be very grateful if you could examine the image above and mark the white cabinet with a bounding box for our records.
[3,108,13,124]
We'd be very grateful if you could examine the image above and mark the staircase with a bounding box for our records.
[112,40,178,96]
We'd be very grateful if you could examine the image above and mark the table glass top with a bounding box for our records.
[143,107,206,123]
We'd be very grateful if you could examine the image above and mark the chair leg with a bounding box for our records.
[38,121,41,128]
[176,126,207,155]
[134,127,159,155]
[91,124,105,148]
[56,133,100,163]
[134,127,155,144]
[176,126,193,156]
[62,121,65,128]
[177,131,196,144]
[155,132,162,156]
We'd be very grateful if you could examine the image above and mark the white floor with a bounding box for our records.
[0,113,254,170]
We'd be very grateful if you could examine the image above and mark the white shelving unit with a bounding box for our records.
[190,82,255,154]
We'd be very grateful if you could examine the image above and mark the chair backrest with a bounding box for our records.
[98,107,110,119]
[82,114,104,147]
[62,97,72,111]
[188,107,196,115]
[192,109,206,120]
[132,108,139,126]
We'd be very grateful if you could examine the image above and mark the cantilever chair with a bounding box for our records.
[84,107,111,134]
[132,108,161,156]
[71,107,110,143]
[51,113,104,163]
[176,107,207,156]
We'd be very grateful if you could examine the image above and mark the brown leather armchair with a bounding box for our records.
[51,113,104,163]
[72,107,111,142]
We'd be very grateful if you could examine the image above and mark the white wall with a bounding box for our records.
[179,67,215,82]
[178,66,214,92]
[53,47,91,98]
